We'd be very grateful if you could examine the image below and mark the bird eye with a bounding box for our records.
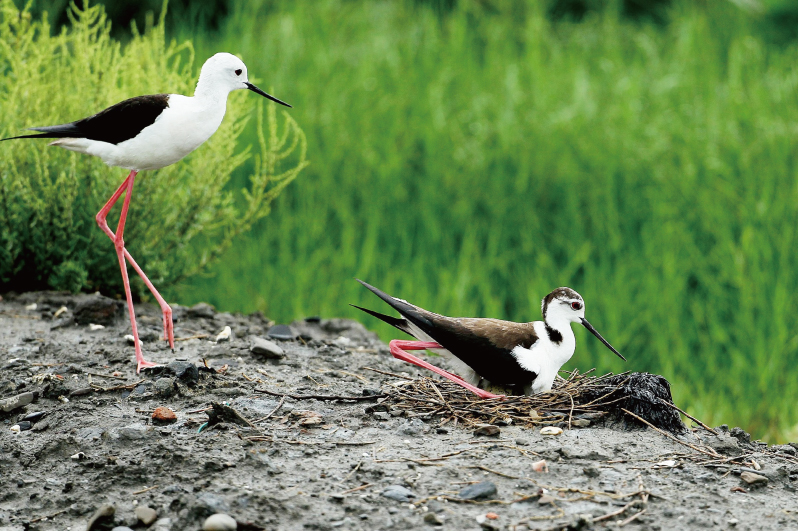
[570,301,582,311]
[235,69,242,76]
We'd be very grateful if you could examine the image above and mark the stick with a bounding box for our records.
[255,388,387,401]
[132,485,159,495]
[362,366,414,380]
[621,408,719,458]
[661,400,717,436]
[253,395,286,422]
[336,483,374,495]
[27,509,67,524]
[85,372,127,380]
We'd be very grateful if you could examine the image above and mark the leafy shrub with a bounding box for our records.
[0,0,308,295]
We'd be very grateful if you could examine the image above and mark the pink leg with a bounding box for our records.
[389,340,503,399]
[95,170,163,372]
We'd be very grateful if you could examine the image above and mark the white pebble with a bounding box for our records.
[202,513,237,531]
[215,326,232,343]
[89,323,105,331]
[25,303,37,311]
[54,306,68,318]
[540,427,563,436]
[10,425,21,433]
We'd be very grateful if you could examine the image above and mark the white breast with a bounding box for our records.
[512,321,576,394]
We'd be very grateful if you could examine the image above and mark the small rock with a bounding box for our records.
[740,471,768,486]
[154,378,175,396]
[125,334,135,345]
[267,324,296,340]
[250,337,285,359]
[423,512,443,526]
[89,323,105,331]
[195,493,230,516]
[373,412,390,421]
[435,427,448,434]
[53,306,69,319]
[152,406,177,424]
[71,452,86,461]
[86,504,115,531]
[135,506,158,526]
[0,391,36,412]
[473,424,500,437]
[540,427,563,436]
[475,514,500,531]
[583,465,600,478]
[571,418,591,427]
[114,424,148,440]
[167,361,199,384]
[730,427,751,444]
[459,481,497,500]
[202,514,237,531]
[25,302,37,311]
[74,294,120,325]
[20,411,45,423]
[112,527,134,531]
[189,302,216,319]
[515,438,529,446]
[381,485,415,502]
[398,418,425,436]
[151,518,172,531]
[17,421,32,431]
[707,434,742,456]
[215,326,232,343]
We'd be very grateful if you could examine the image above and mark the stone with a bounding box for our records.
[135,506,158,526]
[194,493,230,517]
[423,512,443,525]
[740,471,768,486]
[707,434,742,456]
[583,465,600,478]
[473,424,500,437]
[112,528,134,531]
[202,514,237,531]
[86,504,115,531]
[373,412,390,421]
[152,407,177,424]
[155,378,175,396]
[189,302,216,319]
[167,361,199,385]
[381,485,415,502]
[267,324,296,340]
[475,514,500,531]
[74,294,120,325]
[540,427,563,436]
[0,391,36,412]
[458,481,497,500]
[729,427,751,444]
[250,337,285,359]
[515,438,529,446]
[114,424,148,440]
[215,326,232,343]
[398,419,424,436]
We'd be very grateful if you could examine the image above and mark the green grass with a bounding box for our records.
[144,1,798,441]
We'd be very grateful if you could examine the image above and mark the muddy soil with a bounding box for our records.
[1,292,796,531]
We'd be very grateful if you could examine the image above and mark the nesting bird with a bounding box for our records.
[353,279,625,398]
[3,53,291,372]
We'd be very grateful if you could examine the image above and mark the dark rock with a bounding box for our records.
[19,411,46,423]
[473,425,500,437]
[189,302,216,319]
[74,294,121,325]
[381,485,415,502]
[373,412,390,421]
[398,419,424,436]
[706,434,742,456]
[436,427,448,434]
[583,465,601,478]
[154,378,175,396]
[86,504,115,531]
[249,337,285,359]
[167,361,199,384]
[730,427,751,445]
[17,421,32,431]
[423,512,443,525]
[458,481,497,500]
[267,324,296,341]
[362,389,382,396]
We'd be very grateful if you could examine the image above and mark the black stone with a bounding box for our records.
[17,421,32,431]
[73,294,121,325]
[267,324,296,341]
[166,361,199,385]
[458,480,497,500]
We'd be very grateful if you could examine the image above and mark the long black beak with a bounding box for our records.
[581,318,626,361]
[245,82,292,108]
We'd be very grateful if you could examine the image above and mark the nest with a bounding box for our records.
[384,370,687,435]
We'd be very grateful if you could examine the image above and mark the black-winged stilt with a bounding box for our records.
[352,279,625,399]
[2,53,291,373]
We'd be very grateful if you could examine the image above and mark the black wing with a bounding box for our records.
[2,94,170,145]
[356,279,538,387]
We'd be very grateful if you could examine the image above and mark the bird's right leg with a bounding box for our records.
[389,340,502,399]
[95,170,159,373]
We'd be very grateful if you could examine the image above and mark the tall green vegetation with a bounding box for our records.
[172,0,798,442]
[0,0,307,295]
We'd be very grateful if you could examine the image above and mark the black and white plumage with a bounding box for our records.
[353,279,625,396]
[2,53,291,373]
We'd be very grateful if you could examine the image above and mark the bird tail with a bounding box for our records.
[1,123,81,141]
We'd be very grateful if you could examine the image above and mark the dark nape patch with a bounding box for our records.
[545,324,563,344]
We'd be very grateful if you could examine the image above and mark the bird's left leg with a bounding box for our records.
[389,340,503,399]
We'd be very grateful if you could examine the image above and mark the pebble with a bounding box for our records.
[86,504,115,531]
[25,302,37,311]
[189,302,216,319]
[74,294,120,325]
[435,427,448,434]
[155,378,175,396]
[17,421,32,431]
[135,505,158,526]
[473,424,501,437]
[53,306,68,319]
[20,411,45,423]
[583,465,600,478]
[89,323,105,331]
[215,326,232,343]
[540,427,563,436]
[515,438,529,446]
[373,412,390,421]
[152,406,177,424]
[423,512,443,525]
[267,324,296,340]
[707,434,742,456]
[249,337,285,359]
[475,514,500,531]
[397,418,424,435]
[167,361,199,384]
[740,471,768,486]
[571,418,591,427]
[459,481,497,500]
[112,527,134,531]
[381,485,416,502]
[0,391,36,412]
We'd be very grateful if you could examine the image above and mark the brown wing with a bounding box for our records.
[356,280,539,387]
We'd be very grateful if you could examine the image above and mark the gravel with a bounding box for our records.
[1,292,797,530]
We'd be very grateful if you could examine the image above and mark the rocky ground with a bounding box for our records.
[1,291,797,531]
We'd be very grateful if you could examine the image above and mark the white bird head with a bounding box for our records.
[195,53,291,107]
[541,287,625,361]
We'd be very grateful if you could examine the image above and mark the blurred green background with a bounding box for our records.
[20,0,798,442]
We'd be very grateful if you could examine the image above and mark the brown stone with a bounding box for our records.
[152,406,177,424]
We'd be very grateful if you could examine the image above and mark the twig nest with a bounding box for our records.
[540,427,563,436]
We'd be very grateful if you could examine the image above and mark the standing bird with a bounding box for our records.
[353,279,625,399]
[2,53,291,373]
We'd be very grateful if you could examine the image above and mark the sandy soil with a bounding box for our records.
[1,291,797,531]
